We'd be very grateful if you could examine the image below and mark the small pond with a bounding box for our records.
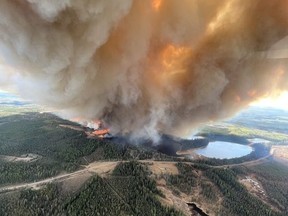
[195,141,253,159]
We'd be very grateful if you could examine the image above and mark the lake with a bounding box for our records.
[195,141,253,159]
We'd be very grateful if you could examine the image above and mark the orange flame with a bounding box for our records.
[92,129,110,136]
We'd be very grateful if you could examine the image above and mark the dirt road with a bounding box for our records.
[0,155,272,193]
[0,161,119,193]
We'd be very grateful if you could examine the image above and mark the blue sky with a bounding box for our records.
[0,90,30,106]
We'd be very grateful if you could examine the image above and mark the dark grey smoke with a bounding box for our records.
[0,0,288,140]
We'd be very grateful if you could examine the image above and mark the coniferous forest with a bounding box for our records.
[1,112,288,216]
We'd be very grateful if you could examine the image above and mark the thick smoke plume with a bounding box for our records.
[1,0,288,140]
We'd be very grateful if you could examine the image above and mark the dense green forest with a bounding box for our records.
[66,162,180,216]
[162,161,287,216]
[204,168,280,216]
[180,138,209,151]
[0,112,178,163]
[0,162,182,216]
[0,113,129,162]
[1,111,288,215]
[166,163,198,194]
[234,161,288,215]
[198,132,250,144]
[0,113,121,185]
[2,160,287,216]
[0,112,169,185]
[0,160,78,186]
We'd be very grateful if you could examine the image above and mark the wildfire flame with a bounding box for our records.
[92,128,110,136]
[72,117,110,138]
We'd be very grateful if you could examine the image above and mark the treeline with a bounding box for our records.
[0,112,180,185]
[0,160,78,186]
[65,176,132,216]
[0,112,177,164]
[205,168,281,216]
[180,138,209,151]
[0,112,125,184]
[0,112,125,163]
[234,160,288,214]
[199,181,218,201]
[107,161,182,216]
[0,184,62,216]
[0,162,182,216]
[198,132,249,144]
[163,162,286,215]
[165,163,198,194]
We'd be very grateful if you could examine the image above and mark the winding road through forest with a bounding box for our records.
[0,153,273,194]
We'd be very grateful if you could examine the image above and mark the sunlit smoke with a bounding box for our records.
[152,0,162,11]
[1,0,288,141]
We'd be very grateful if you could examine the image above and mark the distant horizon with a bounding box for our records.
[251,91,288,111]
[1,89,288,112]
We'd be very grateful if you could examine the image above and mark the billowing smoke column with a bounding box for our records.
[0,0,288,140]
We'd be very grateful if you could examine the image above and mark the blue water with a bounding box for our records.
[195,141,253,159]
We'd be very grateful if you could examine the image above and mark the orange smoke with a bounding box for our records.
[2,0,288,140]
[71,117,83,122]
[275,67,285,81]
[247,90,257,98]
[161,44,191,74]
[235,95,241,103]
[162,44,190,70]
[148,44,191,90]
[152,0,162,11]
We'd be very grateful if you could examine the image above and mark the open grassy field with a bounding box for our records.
[0,104,41,117]
[200,123,288,142]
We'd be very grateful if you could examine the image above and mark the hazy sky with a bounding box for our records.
[1,88,287,110]
[252,91,288,110]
